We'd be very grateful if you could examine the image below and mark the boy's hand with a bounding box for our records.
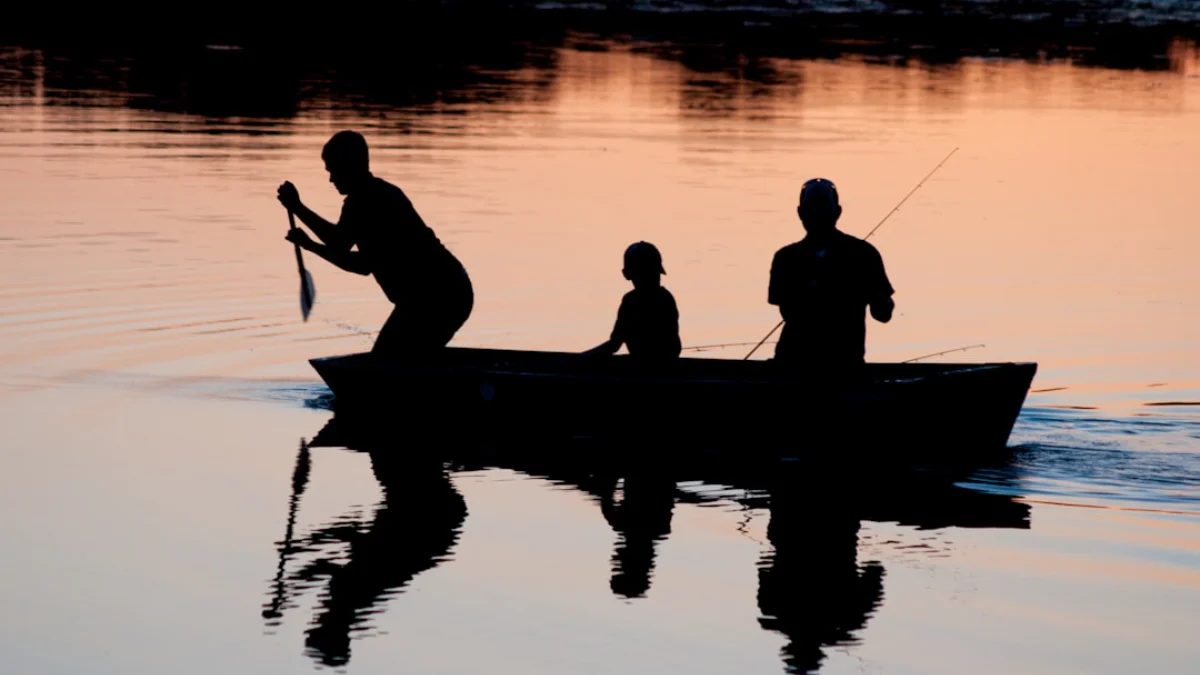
[277,181,302,212]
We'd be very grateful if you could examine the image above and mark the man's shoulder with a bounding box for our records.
[832,230,884,261]
[357,176,412,205]
[771,241,806,268]
[834,229,876,249]
[773,240,806,257]
[380,175,413,197]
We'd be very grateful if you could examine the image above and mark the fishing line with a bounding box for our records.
[901,343,985,363]
[322,318,376,344]
[682,340,778,352]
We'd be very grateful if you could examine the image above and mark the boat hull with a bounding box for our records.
[309,348,1037,463]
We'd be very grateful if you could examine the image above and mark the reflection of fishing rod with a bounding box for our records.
[744,147,960,360]
[262,440,312,624]
[902,344,985,363]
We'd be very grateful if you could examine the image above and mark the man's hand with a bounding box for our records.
[870,296,895,323]
[285,228,314,249]
[277,181,302,213]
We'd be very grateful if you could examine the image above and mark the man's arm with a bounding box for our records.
[286,230,370,275]
[291,203,353,251]
[767,250,784,307]
[866,245,895,323]
[870,295,894,323]
[278,181,353,251]
[767,250,798,323]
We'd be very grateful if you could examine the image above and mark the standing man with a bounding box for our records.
[278,130,473,357]
[767,178,894,368]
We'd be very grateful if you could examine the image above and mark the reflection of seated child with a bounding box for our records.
[582,241,682,361]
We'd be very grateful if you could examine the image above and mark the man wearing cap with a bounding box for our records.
[583,241,682,361]
[767,178,894,368]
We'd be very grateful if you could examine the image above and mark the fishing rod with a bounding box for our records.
[685,340,981,362]
[743,146,960,361]
[901,343,985,363]
[682,340,778,353]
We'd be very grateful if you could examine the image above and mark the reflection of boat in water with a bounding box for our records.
[309,347,1037,458]
[274,416,1030,672]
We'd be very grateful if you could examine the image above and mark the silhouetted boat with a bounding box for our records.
[309,348,1037,458]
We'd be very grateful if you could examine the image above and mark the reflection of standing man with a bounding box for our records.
[299,450,468,667]
[756,468,885,673]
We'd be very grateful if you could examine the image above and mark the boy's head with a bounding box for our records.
[796,177,842,235]
[622,241,666,285]
[322,130,371,195]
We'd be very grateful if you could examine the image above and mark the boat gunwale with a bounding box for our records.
[309,350,1036,388]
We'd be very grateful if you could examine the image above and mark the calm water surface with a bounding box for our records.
[1,26,1198,675]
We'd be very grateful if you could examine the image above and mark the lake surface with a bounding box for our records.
[2,7,1199,674]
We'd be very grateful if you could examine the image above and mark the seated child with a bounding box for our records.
[582,241,682,361]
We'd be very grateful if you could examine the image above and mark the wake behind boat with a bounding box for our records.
[309,347,1037,461]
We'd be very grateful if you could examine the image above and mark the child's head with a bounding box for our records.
[622,241,666,287]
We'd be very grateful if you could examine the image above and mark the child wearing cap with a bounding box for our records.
[582,241,682,361]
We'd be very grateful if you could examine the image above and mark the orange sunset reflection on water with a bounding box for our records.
[1,38,1198,415]
[0,34,1198,675]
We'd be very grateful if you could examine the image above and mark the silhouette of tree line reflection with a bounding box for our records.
[263,416,1030,673]
[1,10,1195,125]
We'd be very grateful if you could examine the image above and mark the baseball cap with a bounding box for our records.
[799,178,839,210]
[624,241,666,275]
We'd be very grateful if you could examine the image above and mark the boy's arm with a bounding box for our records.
[582,339,620,357]
[667,292,682,356]
[582,299,627,356]
[582,320,622,355]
